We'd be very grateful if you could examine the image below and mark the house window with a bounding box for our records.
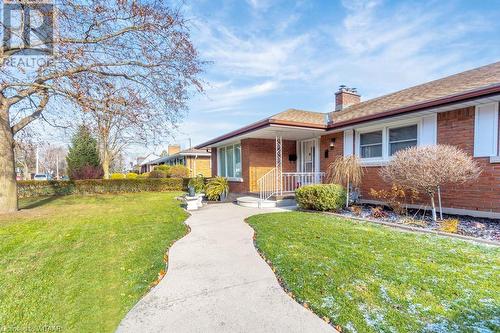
[355,119,426,164]
[389,124,418,156]
[360,130,383,158]
[218,143,242,179]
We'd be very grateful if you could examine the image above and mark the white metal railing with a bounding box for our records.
[282,172,325,194]
[258,168,277,203]
[258,169,325,205]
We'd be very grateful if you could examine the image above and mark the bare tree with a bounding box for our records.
[110,152,127,174]
[0,1,204,212]
[14,132,37,180]
[81,83,160,179]
[39,144,67,178]
[380,145,481,221]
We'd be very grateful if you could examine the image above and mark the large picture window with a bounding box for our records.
[389,125,418,155]
[218,143,242,179]
[360,130,383,158]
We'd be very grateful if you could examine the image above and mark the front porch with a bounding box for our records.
[217,132,327,207]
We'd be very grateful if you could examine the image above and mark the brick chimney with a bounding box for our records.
[334,85,360,111]
[168,144,181,156]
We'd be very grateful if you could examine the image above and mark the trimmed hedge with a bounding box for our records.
[18,179,189,199]
[295,184,346,211]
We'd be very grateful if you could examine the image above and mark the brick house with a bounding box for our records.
[148,147,212,177]
[197,62,500,218]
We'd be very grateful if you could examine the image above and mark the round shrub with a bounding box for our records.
[110,173,126,179]
[137,172,150,179]
[295,184,346,211]
[126,172,138,179]
[170,164,190,178]
[148,170,169,178]
[154,165,171,176]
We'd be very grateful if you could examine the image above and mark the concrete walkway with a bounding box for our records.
[117,203,336,333]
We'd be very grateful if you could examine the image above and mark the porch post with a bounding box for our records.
[275,136,283,196]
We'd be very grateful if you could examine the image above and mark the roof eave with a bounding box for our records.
[328,84,500,129]
[195,118,326,148]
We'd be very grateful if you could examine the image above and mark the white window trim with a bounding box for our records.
[355,118,421,165]
[217,143,243,182]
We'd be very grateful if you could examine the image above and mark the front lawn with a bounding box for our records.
[248,212,500,333]
[0,192,188,333]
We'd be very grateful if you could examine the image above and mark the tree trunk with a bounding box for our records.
[102,149,110,179]
[0,113,18,213]
[22,162,30,180]
[429,193,437,222]
[437,186,443,220]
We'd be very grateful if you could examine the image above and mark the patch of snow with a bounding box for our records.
[344,322,358,333]
[379,285,392,303]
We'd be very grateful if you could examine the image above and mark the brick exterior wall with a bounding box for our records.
[242,138,297,193]
[186,156,212,177]
[347,106,500,214]
[436,107,500,213]
[320,132,344,174]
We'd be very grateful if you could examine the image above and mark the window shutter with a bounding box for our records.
[344,130,354,156]
[420,114,437,146]
[474,103,499,157]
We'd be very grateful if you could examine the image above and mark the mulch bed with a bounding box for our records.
[336,204,500,243]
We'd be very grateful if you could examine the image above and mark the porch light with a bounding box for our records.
[329,138,336,149]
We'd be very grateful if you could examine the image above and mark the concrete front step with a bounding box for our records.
[236,196,296,208]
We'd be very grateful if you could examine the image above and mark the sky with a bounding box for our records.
[165,0,500,152]
[28,0,500,163]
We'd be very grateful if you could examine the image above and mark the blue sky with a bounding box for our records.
[167,0,500,151]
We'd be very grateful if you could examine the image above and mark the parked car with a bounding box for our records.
[33,174,52,181]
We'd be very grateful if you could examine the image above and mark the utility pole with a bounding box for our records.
[56,154,59,180]
[188,137,192,149]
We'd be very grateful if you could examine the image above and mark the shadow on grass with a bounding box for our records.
[21,196,62,210]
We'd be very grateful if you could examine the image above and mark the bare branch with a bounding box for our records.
[12,91,49,134]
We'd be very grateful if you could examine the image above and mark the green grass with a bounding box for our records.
[248,212,500,333]
[0,192,188,333]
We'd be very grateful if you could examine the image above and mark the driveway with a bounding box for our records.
[117,203,336,333]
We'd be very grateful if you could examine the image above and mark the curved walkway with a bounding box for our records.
[117,203,336,333]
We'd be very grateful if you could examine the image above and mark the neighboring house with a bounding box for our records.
[149,146,212,177]
[139,153,161,173]
[197,61,500,218]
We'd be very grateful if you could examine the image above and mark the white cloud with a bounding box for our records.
[192,80,279,114]
[330,0,495,97]
[194,20,317,81]
[174,120,240,147]
[246,0,273,11]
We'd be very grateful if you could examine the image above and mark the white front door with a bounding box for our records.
[300,139,317,172]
